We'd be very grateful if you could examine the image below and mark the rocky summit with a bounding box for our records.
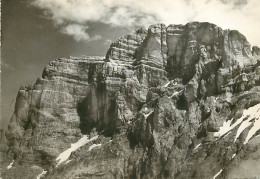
[1,22,260,179]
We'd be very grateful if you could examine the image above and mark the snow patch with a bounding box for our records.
[56,135,98,166]
[225,92,232,103]
[36,170,47,179]
[255,134,260,138]
[214,118,242,138]
[193,143,201,150]
[88,143,102,151]
[214,103,260,139]
[163,81,170,87]
[244,116,260,144]
[7,160,14,169]
[232,154,236,159]
[213,169,223,179]
[65,159,72,164]
[223,131,231,138]
[144,110,154,119]
[236,103,260,144]
[170,91,181,98]
[234,118,252,142]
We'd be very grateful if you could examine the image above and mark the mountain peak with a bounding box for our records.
[1,22,260,179]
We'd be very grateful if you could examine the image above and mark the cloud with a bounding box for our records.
[62,24,90,41]
[104,39,113,46]
[219,0,248,7]
[61,24,102,42]
[31,0,260,45]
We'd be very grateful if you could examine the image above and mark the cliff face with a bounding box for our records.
[1,22,260,179]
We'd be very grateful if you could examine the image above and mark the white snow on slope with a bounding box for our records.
[213,118,242,138]
[244,113,260,144]
[214,104,260,163]
[56,135,98,166]
[234,119,252,142]
[144,110,154,119]
[65,159,72,164]
[213,103,260,164]
[214,103,260,141]
[213,169,223,179]
[88,143,102,151]
[235,103,260,144]
[170,91,181,98]
[223,131,231,138]
[232,154,236,159]
[6,160,14,169]
[255,134,260,138]
[193,143,201,150]
[36,170,47,179]
[163,81,170,88]
[225,92,232,103]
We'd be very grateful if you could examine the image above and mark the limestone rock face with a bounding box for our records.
[1,22,260,179]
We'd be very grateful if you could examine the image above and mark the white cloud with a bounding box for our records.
[91,35,102,41]
[62,24,90,41]
[61,24,102,42]
[104,39,113,46]
[31,0,260,45]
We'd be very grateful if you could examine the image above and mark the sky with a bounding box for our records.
[1,0,260,129]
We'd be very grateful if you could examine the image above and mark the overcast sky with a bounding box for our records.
[1,0,260,128]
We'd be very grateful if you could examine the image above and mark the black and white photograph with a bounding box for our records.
[1,0,260,178]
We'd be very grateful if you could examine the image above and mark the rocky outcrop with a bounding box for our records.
[1,22,260,179]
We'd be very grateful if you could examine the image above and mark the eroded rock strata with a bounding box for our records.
[1,22,260,179]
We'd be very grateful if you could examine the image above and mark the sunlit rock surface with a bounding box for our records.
[1,22,260,179]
